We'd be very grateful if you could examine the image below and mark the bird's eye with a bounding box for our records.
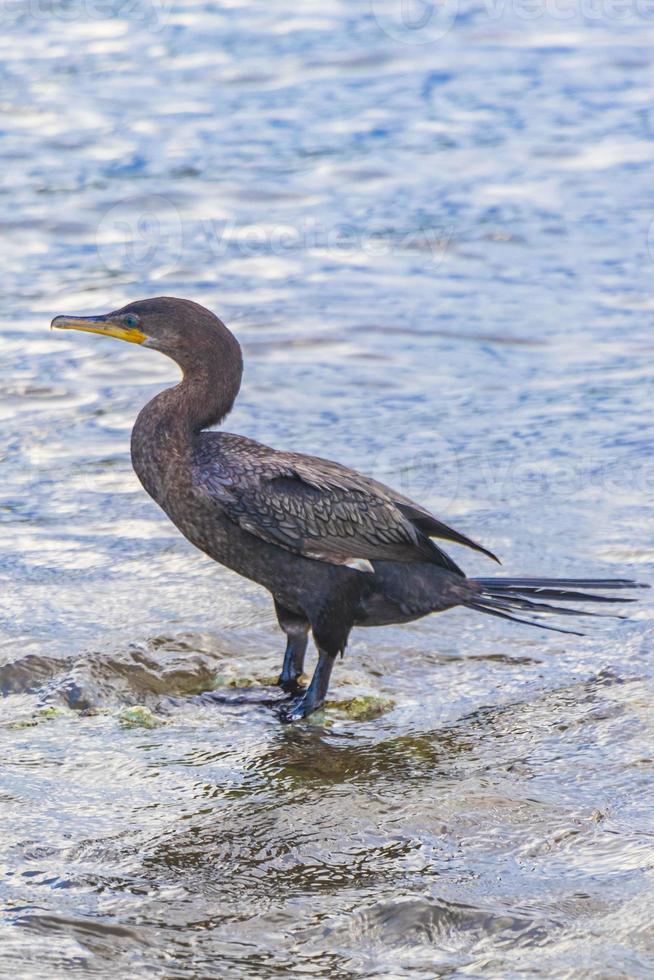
[124,314,139,328]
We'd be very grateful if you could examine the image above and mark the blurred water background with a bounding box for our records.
[1,0,654,976]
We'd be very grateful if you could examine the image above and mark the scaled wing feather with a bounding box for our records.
[195,434,494,575]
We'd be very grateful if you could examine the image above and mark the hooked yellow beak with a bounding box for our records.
[50,314,147,345]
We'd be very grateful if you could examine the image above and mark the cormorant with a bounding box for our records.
[52,297,646,720]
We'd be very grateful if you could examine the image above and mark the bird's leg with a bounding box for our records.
[279,585,356,722]
[280,647,337,723]
[278,631,309,693]
[274,601,309,694]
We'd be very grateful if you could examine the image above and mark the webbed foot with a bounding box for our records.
[278,692,323,723]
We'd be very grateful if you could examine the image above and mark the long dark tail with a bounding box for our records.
[466,577,648,636]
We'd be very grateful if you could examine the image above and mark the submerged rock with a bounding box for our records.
[7,706,73,729]
[327,695,395,721]
[118,705,164,729]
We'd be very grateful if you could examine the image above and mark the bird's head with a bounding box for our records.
[51,296,240,372]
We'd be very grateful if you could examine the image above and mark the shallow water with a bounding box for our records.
[1,2,654,976]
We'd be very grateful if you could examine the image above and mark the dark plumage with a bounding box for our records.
[52,297,647,720]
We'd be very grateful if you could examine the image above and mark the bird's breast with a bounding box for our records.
[130,405,192,506]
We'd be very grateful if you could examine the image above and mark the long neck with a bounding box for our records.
[176,343,243,434]
[152,332,243,434]
[131,334,242,500]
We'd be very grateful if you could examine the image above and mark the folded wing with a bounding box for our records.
[195,434,498,575]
